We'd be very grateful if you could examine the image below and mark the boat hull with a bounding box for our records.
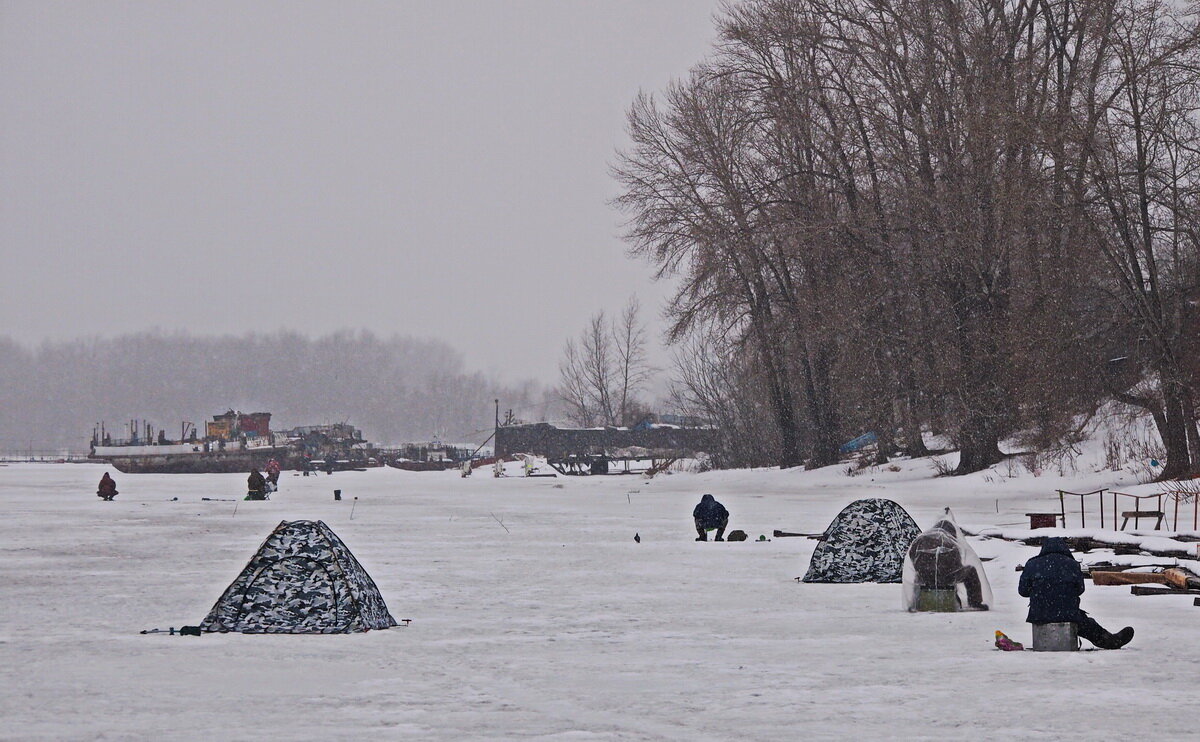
[92,450,303,474]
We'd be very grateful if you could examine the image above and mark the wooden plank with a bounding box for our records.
[1085,562,1180,572]
[986,530,1195,559]
[1130,586,1200,596]
[1163,568,1194,590]
[1091,571,1170,586]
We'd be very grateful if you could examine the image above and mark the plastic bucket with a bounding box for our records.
[915,588,959,612]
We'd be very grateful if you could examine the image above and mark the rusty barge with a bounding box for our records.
[89,412,377,474]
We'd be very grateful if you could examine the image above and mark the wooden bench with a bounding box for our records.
[1121,509,1165,531]
[1111,491,1166,531]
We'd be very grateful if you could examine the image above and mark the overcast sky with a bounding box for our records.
[0,1,721,385]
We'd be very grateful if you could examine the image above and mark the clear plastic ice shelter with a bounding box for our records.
[902,508,993,612]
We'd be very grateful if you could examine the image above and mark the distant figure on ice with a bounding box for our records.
[693,494,729,541]
[461,460,472,478]
[265,458,281,486]
[1019,537,1134,649]
[246,468,267,500]
[96,472,118,501]
[325,459,335,475]
[903,509,991,611]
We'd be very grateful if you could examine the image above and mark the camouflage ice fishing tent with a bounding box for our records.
[199,520,397,634]
[802,499,922,583]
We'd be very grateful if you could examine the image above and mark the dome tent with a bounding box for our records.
[802,499,922,583]
[199,519,397,634]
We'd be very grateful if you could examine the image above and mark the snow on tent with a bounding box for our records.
[198,519,397,634]
[802,499,922,583]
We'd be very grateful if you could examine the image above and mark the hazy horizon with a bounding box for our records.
[0,330,561,452]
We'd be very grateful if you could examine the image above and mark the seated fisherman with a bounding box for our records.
[96,472,118,501]
[904,510,991,611]
[693,494,729,542]
[246,468,267,501]
[1019,537,1134,649]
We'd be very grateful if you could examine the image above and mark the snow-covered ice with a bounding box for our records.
[1,457,1196,740]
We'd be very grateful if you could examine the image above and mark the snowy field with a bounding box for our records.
[1,455,1197,741]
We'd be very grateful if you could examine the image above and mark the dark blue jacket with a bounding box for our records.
[1018,538,1085,624]
[693,495,729,529]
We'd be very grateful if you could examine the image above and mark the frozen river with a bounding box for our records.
[0,460,1192,740]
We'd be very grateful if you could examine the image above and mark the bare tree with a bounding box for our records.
[612,297,656,427]
[1081,0,1200,478]
[558,299,655,427]
[669,323,781,467]
[615,0,1200,477]
[558,336,600,427]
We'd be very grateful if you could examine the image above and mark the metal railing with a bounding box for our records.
[1055,486,1199,532]
[1057,489,1106,529]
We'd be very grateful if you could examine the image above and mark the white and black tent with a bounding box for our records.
[199,519,397,634]
[802,499,922,583]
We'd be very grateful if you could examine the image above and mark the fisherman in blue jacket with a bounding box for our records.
[693,494,729,541]
[1018,537,1134,649]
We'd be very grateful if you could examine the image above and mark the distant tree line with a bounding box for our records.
[0,330,554,452]
[614,0,1200,477]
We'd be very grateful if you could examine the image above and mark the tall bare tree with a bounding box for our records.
[558,298,654,427]
[617,0,1200,477]
[1082,0,1200,478]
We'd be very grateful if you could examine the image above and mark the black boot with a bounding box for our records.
[1091,626,1134,650]
[1110,627,1134,649]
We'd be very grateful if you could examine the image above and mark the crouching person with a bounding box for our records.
[1019,537,1133,649]
[246,468,267,501]
[693,494,729,542]
[97,472,118,501]
[903,508,992,611]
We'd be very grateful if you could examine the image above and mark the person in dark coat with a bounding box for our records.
[693,494,729,541]
[1018,537,1134,649]
[246,469,267,500]
[96,472,118,501]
